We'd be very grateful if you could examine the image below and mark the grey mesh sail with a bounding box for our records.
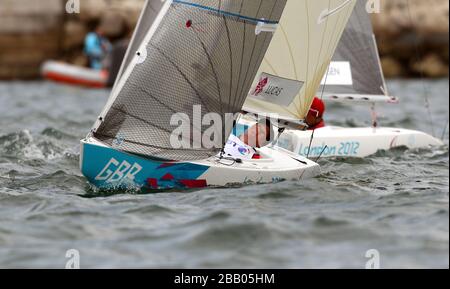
[94,0,287,161]
[114,0,166,88]
[322,0,387,97]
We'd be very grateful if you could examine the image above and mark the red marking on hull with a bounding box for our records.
[157,162,177,169]
[147,178,158,189]
[252,154,262,159]
[43,71,107,88]
[161,173,175,181]
[179,179,207,188]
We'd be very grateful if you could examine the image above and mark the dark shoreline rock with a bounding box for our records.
[0,0,448,80]
[372,0,449,78]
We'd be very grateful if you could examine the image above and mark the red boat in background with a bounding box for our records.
[41,60,108,88]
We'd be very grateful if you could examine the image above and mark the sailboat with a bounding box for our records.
[243,0,444,158]
[80,0,355,190]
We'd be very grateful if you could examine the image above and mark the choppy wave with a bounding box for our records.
[0,130,72,161]
[0,80,448,268]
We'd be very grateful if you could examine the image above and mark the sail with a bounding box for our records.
[321,0,388,98]
[93,0,287,161]
[244,0,357,122]
[114,0,166,87]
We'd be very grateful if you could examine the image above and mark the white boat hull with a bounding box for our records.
[276,126,445,158]
[80,137,320,190]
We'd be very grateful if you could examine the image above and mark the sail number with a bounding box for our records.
[95,158,142,183]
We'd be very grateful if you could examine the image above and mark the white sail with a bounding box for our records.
[244,0,357,122]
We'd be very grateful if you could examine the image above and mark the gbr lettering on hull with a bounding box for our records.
[95,158,142,184]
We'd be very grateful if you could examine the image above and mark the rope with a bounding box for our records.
[315,145,329,163]
[405,0,436,137]
[307,64,330,159]
[441,118,449,141]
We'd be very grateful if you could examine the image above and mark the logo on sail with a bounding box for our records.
[252,77,269,96]
[250,73,304,107]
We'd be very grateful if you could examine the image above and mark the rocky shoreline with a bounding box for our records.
[0,0,448,80]
[373,0,449,78]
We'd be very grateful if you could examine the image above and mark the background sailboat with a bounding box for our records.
[272,0,444,158]
[80,0,321,190]
[319,0,395,104]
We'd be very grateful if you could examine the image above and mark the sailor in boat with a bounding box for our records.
[222,119,274,160]
[84,19,112,71]
[305,97,326,130]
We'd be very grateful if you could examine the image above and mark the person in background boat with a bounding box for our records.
[84,20,112,70]
[305,97,326,130]
[222,119,274,160]
[105,38,129,87]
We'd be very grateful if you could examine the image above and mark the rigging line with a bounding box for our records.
[318,0,353,93]
[95,109,217,160]
[108,106,175,135]
[231,0,246,109]
[327,0,353,66]
[236,0,278,105]
[134,85,205,134]
[372,34,390,96]
[238,33,278,111]
[307,3,353,154]
[441,117,449,141]
[150,44,211,113]
[307,63,331,159]
[112,0,161,92]
[173,0,279,24]
[223,14,234,111]
[309,0,332,103]
[353,6,382,85]
[148,0,161,13]
[348,15,383,89]
[239,34,271,106]
[191,26,224,117]
[308,22,340,159]
[310,0,332,77]
[347,11,384,93]
[279,24,298,80]
[321,7,340,94]
[262,55,279,76]
[406,0,436,137]
[316,4,353,96]
[301,0,311,117]
[308,2,353,118]
[95,132,217,154]
[314,145,329,163]
[319,0,354,21]
[235,0,264,99]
